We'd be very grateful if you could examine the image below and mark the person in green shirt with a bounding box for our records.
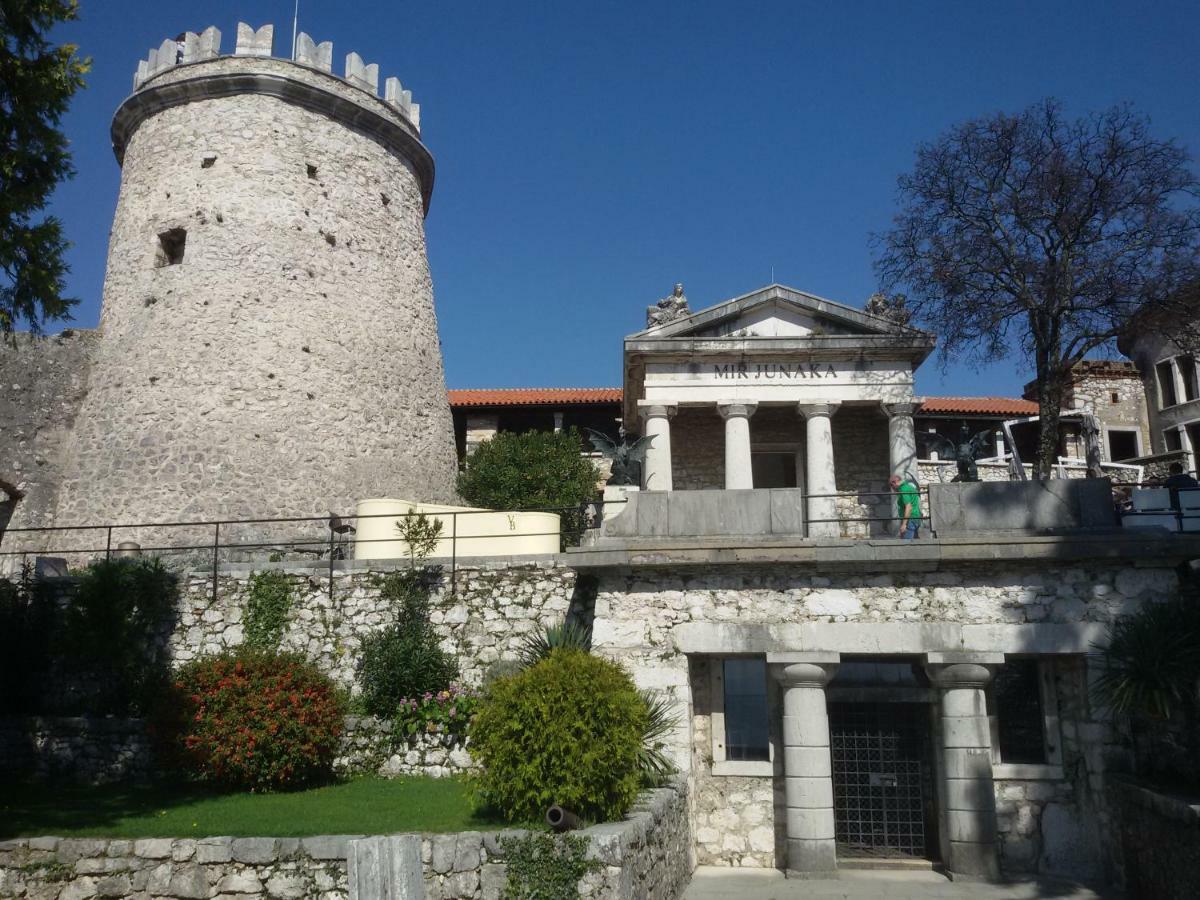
[889,474,922,539]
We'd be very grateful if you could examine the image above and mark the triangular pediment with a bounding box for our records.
[628,284,921,340]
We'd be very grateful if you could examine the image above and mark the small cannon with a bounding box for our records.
[545,805,581,832]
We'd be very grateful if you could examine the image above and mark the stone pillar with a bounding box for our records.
[883,402,918,482]
[717,401,757,490]
[797,402,840,538]
[769,654,840,878]
[638,401,677,492]
[925,656,1001,882]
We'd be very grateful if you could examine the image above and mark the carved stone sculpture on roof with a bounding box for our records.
[865,291,912,328]
[646,283,691,328]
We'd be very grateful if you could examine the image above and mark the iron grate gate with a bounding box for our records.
[829,702,936,860]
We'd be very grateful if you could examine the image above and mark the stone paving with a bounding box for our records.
[683,866,1122,899]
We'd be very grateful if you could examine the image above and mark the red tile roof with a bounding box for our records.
[448,388,623,408]
[449,388,1040,417]
[917,397,1039,416]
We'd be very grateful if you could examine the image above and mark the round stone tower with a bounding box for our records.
[53,23,459,538]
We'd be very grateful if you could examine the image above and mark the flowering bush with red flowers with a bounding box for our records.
[155,650,345,791]
[392,686,480,744]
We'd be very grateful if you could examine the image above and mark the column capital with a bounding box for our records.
[882,401,919,418]
[772,661,839,689]
[924,662,996,689]
[716,400,758,420]
[636,400,677,420]
[796,401,840,419]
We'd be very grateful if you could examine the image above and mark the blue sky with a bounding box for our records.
[46,1,1200,396]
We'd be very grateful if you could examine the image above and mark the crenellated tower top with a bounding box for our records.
[131,23,421,129]
[115,22,434,212]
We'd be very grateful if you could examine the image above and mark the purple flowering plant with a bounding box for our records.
[392,685,481,743]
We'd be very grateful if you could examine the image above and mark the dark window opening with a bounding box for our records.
[1158,361,1178,408]
[200,154,216,169]
[306,164,318,179]
[1180,356,1199,402]
[990,660,1047,765]
[1110,391,1120,404]
[1107,430,1140,462]
[724,659,769,762]
[155,228,186,267]
[751,452,797,489]
[1166,429,1183,452]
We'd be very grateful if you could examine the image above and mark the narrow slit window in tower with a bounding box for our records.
[155,228,187,267]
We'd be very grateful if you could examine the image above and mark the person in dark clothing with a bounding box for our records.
[1164,462,1200,510]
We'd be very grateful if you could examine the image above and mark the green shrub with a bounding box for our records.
[155,650,345,791]
[470,649,646,823]
[357,569,458,716]
[0,568,57,713]
[500,832,601,899]
[456,429,599,546]
[392,686,480,744]
[59,557,179,714]
[243,570,294,651]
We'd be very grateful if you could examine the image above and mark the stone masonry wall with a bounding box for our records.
[1113,780,1200,900]
[172,561,581,689]
[417,780,690,900]
[52,52,459,543]
[0,331,98,538]
[591,561,1178,874]
[0,836,349,900]
[0,783,691,900]
[0,715,474,785]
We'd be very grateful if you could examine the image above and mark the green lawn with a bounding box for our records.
[0,776,510,839]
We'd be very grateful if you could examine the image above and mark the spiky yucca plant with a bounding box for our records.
[517,620,591,669]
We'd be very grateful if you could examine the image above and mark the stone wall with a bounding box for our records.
[0,783,691,900]
[1113,780,1200,900]
[171,561,581,689]
[418,780,691,899]
[50,49,459,543]
[0,717,150,785]
[0,836,349,900]
[335,716,474,779]
[1065,362,1150,462]
[0,331,98,539]
[590,558,1178,876]
[687,657,783,867]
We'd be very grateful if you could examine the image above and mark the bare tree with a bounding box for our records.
[875,99,1200,478]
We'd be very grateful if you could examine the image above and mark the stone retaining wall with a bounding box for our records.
[416,780,691,900]
[1113,780,1200,900]
[0,782,691,900]
[0,715,475,785]
[172,562,582,689]
[0,836,350,900]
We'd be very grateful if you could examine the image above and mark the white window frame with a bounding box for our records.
[1102,425,1142,462]
[710,658,775,777]
[989,658,1063,781]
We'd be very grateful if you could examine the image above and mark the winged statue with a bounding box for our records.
[919,424,996,482]
[585,428,655,487]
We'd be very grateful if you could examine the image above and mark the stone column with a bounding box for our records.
[925,656,1001,882]
[797,402,840,538]
[638,401,677,492]
[769,654,840,878]
[883,402,918,482]
[717,401,757,490]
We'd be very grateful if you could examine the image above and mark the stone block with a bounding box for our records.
[195,836,233,863]
[430,834,456,874]
[782,746,832,777]
[453,832,482,872]
[783,776,833,809]
[301,835,362,861]
[58,839,109,864]
[218,871,264,894]
[347,834,423,899]
[168,864,211,899]
[133,838,173,860]
[784,806,835,841]
[95,874,132,897]
[266,873,308,898]
[784,837,837,874]
[930,479,1116,534]
[945,808,998,843]
[232,837,278,864]
[480,863,506,900]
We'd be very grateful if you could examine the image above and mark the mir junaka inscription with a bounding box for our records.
[713,361,839,379]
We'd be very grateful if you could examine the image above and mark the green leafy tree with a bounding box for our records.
[0,0,90,339]
[457,429,599,545]
[875,99,1200,478]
